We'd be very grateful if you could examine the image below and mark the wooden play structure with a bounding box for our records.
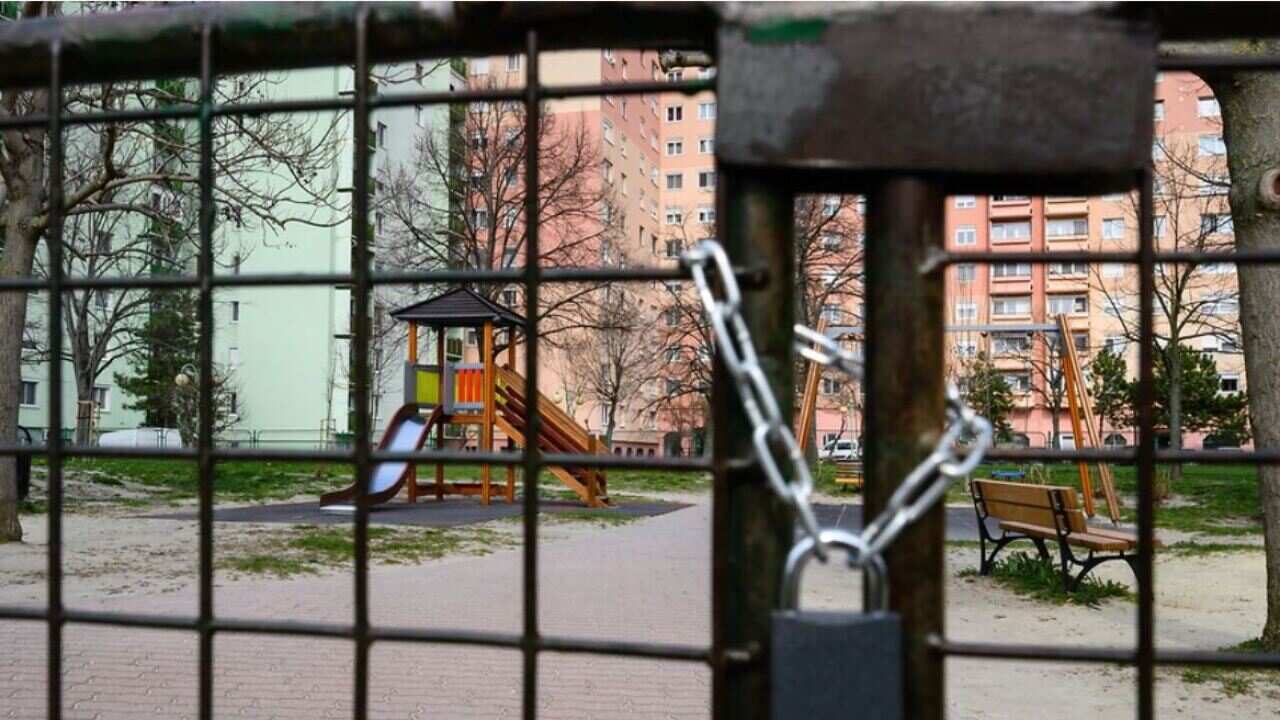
[320,287,611,509]
[1055,314,1120,523]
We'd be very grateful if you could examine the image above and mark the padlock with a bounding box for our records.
[771,528,903,720]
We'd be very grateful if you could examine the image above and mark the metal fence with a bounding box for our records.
[1,3,1279,720]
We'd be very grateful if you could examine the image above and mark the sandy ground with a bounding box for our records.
[1,478,1276,718]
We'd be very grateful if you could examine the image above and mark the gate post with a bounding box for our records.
[863,178,947,720]
[712,170,794,720]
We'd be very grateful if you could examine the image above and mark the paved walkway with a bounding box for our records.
[2,504,716,719]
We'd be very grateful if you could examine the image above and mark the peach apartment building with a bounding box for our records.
[943,71,1244,450]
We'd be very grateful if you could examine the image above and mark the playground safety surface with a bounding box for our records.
[147,497,690,528]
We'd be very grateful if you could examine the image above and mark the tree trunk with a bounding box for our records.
[0,215,42,542]
[1168,344,1184,486]
[74,365,94,446]
[1202,49,1280,650]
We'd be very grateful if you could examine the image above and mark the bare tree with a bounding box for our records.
[566,285,661,447]
[377,80,625,345]
[1019,331,1070,449]
[651,194,866,450]
[1093,136,1238,480]
[0,2,347,541]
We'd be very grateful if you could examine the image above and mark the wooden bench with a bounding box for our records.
[832,460,863,489]
[969,478,1149,592]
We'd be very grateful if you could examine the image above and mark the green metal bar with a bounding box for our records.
[712,170,794,720]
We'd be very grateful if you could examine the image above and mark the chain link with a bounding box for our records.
[683,240,993,569]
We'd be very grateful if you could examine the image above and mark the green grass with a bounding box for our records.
[218,524,515,577]
[39,457,347,503]
[958,551,1133,608]
[1165,541,1265,557]
[603,469,710,494]
[1179,638,1280,697]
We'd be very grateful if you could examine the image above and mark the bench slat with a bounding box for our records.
[973,479,1078,510]
[999,520,1133,551]
[973,479,1088,533]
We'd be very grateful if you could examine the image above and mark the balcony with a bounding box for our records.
[989,195,1032,219]
[1044,196,1089,217]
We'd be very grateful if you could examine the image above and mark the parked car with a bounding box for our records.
[819,438,859,460]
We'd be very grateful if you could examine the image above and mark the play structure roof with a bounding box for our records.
[390,286,525,328]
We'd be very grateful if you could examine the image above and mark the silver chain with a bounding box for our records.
[683,240,993,566]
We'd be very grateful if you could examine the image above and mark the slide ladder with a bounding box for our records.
[494,366,610,507]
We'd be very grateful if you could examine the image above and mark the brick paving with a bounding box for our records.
[1,504,714,719]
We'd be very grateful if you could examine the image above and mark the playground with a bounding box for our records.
[0,459,1274,718]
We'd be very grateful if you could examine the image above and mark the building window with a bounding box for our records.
[469,58,489,75]
[502,289,518,307]
[92,385,110,412]
[821,377,843,395]
[1100,218,1124,239]
[229,392,239,416]
[1153,100,1164,121]
[698,102,716,120]
[664,238,683,258]
[20,381,36,407]
[992,332,1030,355]
[991,262,1031,279]
[954,226,977,246]
[1001,372,1031,393]
[666,105,683,122]
[665,307,680,327]
[506,54,521,72]
[954,340,977,358]
[1198,96,1221,118]
[1198,134,1226,157]
[232,254,242,275]
[821,304,841,323]
[697,206,715,224]
[602,159,615,183]
[954,301,977,322]
[954,196,977,209]
[1048,261,1088,276]
[1202,294,1239,316]
[664,208,683,226]
[665,139,683,156]
[666,69,682,82]
[1047,294,1088,315]
[1073,332,1089,353]
[1220,374,1241,393]
[821,233,841,250]
[991,195,1029,203]
[1153,215,1166,238]
[1201,213,1235,236]
[991,295,1031,317]
[697,170,715,189]
[602,48,614,63]
[956,263,976,283]
[665,172,683,190]
[602,119,614,144]
[376,122,386,148]
[503,247,519,267]
[665,346,681,362]
[1046,217,1089,238]
[699,137,714,154]
[231,300,240,322]
[1104,336,1127,354]
[228,347,241,366]
[990,220,1031,242]
[471,208,489,227]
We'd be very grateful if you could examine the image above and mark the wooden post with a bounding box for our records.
[481,320,495,505]
[586,435,598,506]
[504,328,517,503]
[435,326,445,501]
[1058,322,1096,517]
[407,321,419,503]
[795,318,828,452]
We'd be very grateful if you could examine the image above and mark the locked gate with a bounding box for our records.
[2,3,1280,719]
